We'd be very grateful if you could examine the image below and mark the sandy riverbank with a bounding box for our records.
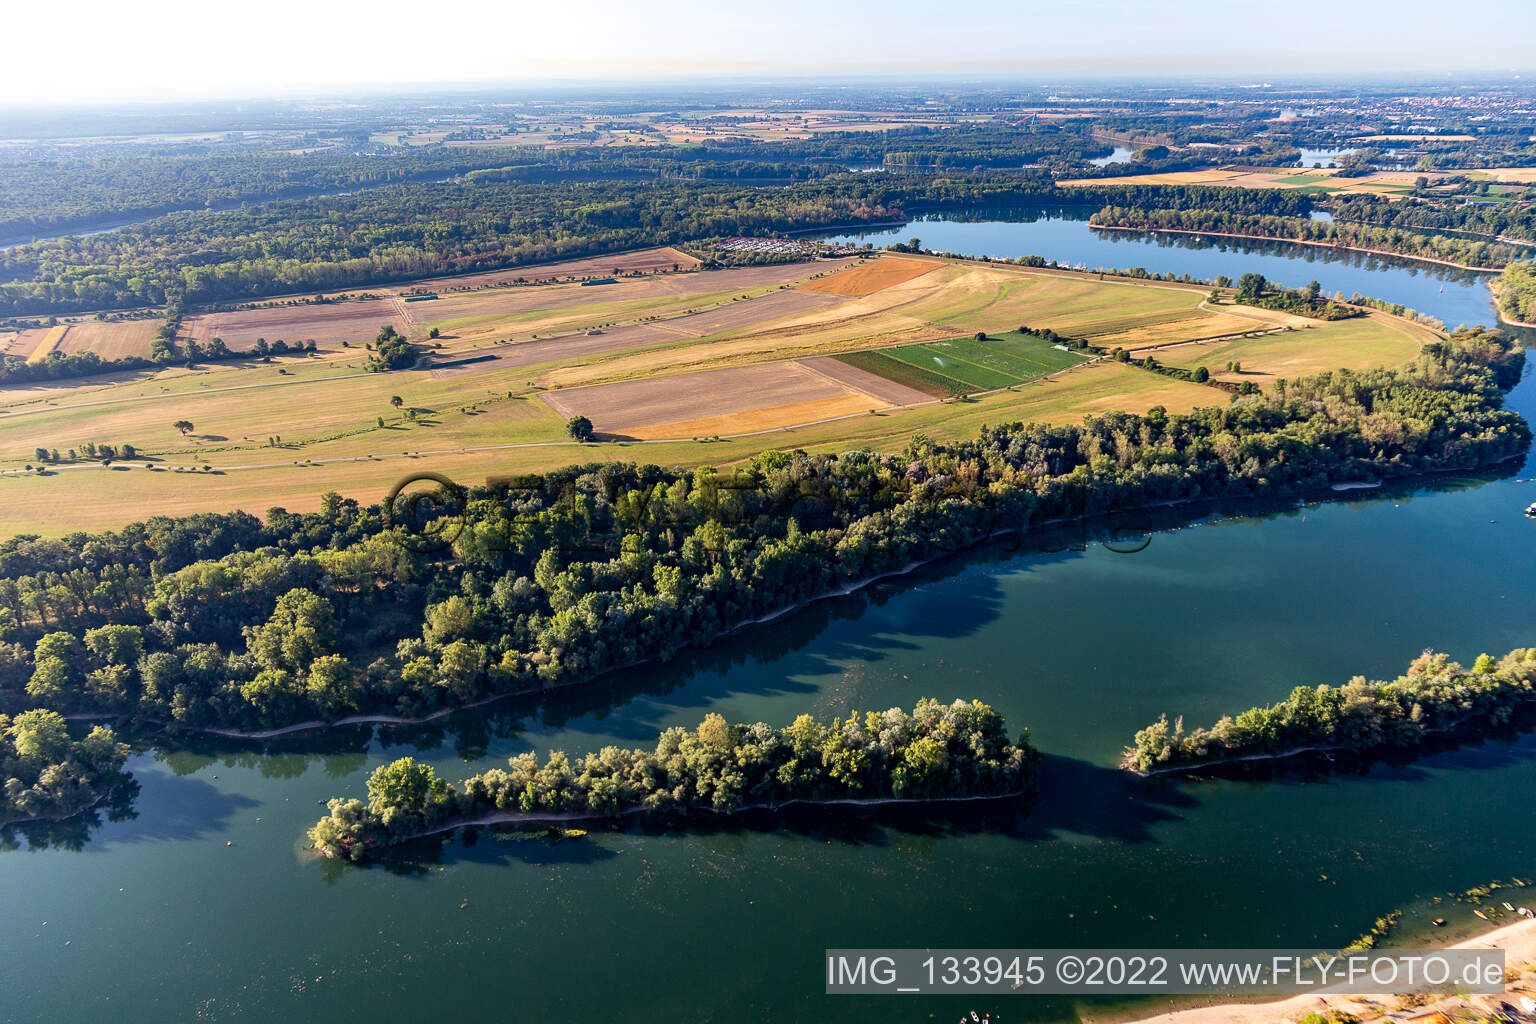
[1114,917,1536,1024]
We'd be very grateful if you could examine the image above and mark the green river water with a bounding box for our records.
[1,226,1533,1024]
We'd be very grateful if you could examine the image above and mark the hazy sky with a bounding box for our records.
[7,0,1534,104]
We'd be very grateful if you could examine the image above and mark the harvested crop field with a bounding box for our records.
[428,289,849,378]
[883,265,1208,336]
[428,325,677,378]
[1162,314,1421,383]
[56,319,165,360]
[1086,312,1271,350]
[184,300,406,351]
[645,288,847,338]
[408,261,844,342]
[800,257,937,296]
[388,247,701,294]
[26,325,68,364]
[797,356,932,406]
[621,395,878,439]
[539,360,886,438]
[1061,166,1427,196]
[0,328,52,360]
[1474,167,1536,184]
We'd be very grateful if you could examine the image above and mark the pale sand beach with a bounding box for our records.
[1114,918,1536,1024]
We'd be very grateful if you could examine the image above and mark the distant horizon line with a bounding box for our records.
[2,67,1534,111]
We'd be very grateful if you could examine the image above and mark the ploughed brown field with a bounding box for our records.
[539,359,892,439]
[183,299,407,351]
[799,256,936,296]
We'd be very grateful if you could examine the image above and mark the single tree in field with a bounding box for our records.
[390,396,403,409]
[1236,272,1268,300]
[565,415,594,442]
[172,420,194,436]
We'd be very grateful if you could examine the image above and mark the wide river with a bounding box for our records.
[3,211,1533,1024]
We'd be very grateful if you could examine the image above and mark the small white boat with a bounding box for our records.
[1475,909,1490,920]
[1504,902,1515,912]
[1521,907,1534,918]
[1526,503,1536,518]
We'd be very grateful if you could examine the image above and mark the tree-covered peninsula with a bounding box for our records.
[1499,261,1536,325]
[2,709,130,826]
[310,698,1038,860]
[1122,647,1536,774]
[1089,205,1524,269]
[0,328,1524,738]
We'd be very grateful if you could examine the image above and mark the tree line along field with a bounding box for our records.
[0,252,1432,536]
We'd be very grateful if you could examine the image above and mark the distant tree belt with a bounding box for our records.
[0,126,1120,239]
[1087,206,1524,268]
[0,335,311,388]
[0,176,1001,315]
[1,708,130,826]
[1058,184,1315,217]
[1500,262,1536,323]
[0,175,1324,316]
[309,698,1040,860]
[1329,194,1536,243]
[0,144,554,239]
[1122,647,1536,774]
[0,327,1524,735]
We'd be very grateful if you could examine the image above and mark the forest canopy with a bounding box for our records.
[310,698,1040,860]
[1123,647,1536,774]
[1,708,129,826]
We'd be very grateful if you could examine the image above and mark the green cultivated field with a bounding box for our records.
[833,350,970,396]
[840,331,1089,397]
[927,333,1086,378]
[883,345,1020,390]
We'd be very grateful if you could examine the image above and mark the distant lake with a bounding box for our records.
[809,205,1500,328]
[1296,146,1359,168]
[1089,146,1134,167]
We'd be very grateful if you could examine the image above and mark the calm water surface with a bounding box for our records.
[2,216,1532,1024]
[814,206,1500,330]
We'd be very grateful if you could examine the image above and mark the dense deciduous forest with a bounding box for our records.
[1501,261,1536,324]
[1329,194,1536,243]
[0,126,1109,244]
[1,708,129,825]
[1123,647,1536,774]
[0,145,542,241]
[0,328,1522,738]
[310,698,1039,859]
